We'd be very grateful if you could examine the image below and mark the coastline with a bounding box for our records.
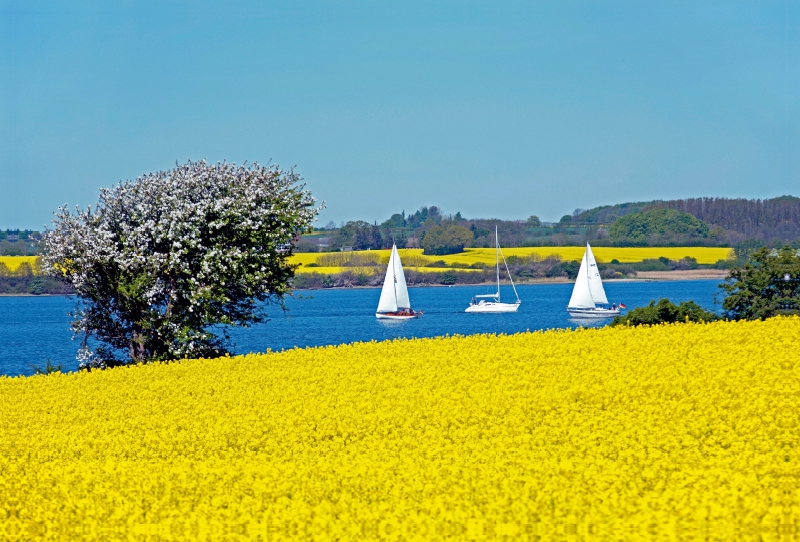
[292,270,728,291]
[0,270,729,296]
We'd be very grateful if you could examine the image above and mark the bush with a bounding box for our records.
[631,259,671,272]
[674,256,699,270]
[720,246,800,319]
[440,271,457,285]
[560,260,581,280]
[292,273,326,289]
[610,299,719,327]
[421,225,473,255]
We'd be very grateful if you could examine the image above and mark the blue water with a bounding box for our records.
[0,280,723,377]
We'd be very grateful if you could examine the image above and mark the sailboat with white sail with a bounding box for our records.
[566,243,623,318]
[376,244,422,320]
[465,226,521,313]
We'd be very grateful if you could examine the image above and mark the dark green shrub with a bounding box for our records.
[610,299,719,327]
[721,246,800,319]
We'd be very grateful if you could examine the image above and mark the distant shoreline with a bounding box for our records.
[293,271,728,291]
[0,270,728,297]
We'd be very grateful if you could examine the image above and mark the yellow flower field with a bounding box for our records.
[0,248,732,277]
[1,318,797,540]
[290,247,732,272]
[0,255,39,272]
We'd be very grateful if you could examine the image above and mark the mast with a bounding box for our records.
[499,245,520,303]
[495,226,500,297]
[392,248,398,307]
[586,243,594,305]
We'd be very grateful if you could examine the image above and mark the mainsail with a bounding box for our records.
[567,250,594,308]
[392,245,411,309]
[585,244,608,305]
[377,245,410,313]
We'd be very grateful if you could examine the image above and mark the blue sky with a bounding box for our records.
[1,1,798,229]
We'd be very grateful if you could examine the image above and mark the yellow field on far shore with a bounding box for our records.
[0,247,733,276]
[290,246,733,270]
[0,256,39,272]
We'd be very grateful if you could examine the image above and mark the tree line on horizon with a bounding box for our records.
[298,195,800,254]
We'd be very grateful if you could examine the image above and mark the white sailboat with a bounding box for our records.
[566,243,622,318]
[465,226,521,313]
[376,244,421,320]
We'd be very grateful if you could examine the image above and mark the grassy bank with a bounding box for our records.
[1,317,796,540]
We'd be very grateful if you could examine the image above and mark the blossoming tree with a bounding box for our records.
[42,160,319,368]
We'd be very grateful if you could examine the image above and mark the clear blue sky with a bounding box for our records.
[2,1,798,229]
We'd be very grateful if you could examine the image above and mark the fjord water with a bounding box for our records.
[0,280,723,377]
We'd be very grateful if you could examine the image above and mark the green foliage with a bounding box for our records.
[720,246,800,320]
[732,239,766,262]
[572,201,660,224]
[559,215,572,223]
[338,221,384,250]
[440,271,457,285]
[353,224,383,250]
[710,259,733,269]
[610,299,719,327]
[421,225,473,255]
[609,208,709,246]
[0,261,73,294]
[29,359,65,375]
[544,260,580,279]
[27,277,48,295]
[405,206,442,227]
[526,215,541,227]
[560,260,581,280]
[381,213,406,229]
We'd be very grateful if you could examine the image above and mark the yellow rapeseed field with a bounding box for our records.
[0,255,39,272]
[1,318,797,540]
[0,248,732,276]
[290,247,732,272]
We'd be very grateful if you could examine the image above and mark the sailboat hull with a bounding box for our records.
[465,301,520,313]
[376,311,421,320]
[566,307,620,318]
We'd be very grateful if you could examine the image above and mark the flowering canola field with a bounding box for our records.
[1,318,798,540]
[290,247,732,273]
[0,256,39,272]
[0,248,731,276]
